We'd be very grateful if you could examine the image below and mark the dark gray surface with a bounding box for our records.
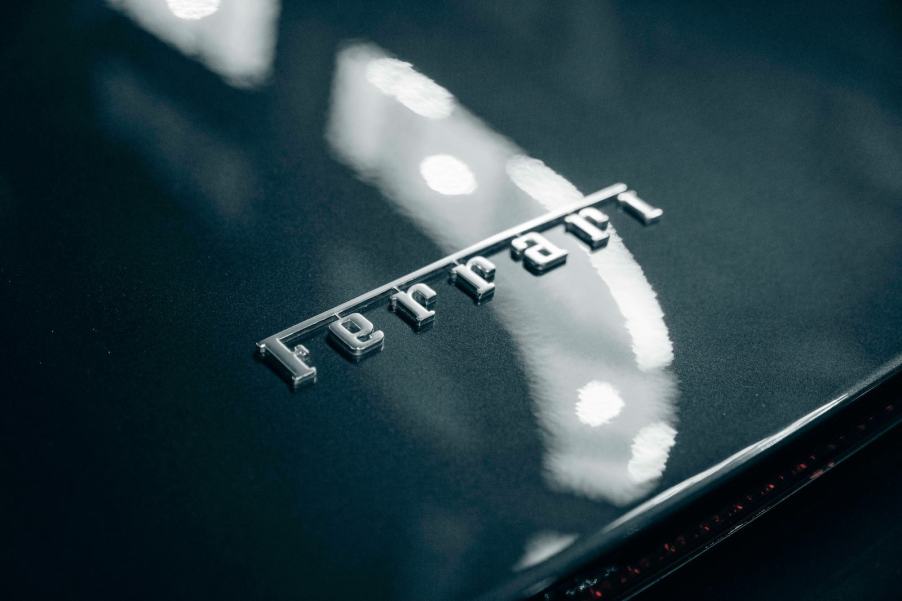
[1,2,900,600]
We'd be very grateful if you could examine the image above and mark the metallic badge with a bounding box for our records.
[510,232,568,274]
[257,183,663,388]
[564,207,610,249]
[451,256,496,303]
[617,190,663,225]
[328,313,385,360]
[390,283,437,330]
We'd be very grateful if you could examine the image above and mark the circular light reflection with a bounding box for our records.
[166,0,221,20]
[575,381,624,427]
[419,155,477,196]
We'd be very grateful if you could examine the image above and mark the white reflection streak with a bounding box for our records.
[419,154,477,195]
[591,233,674,371]
[495,155,678,501]
[327,44,678,508]
[108,0,280,88]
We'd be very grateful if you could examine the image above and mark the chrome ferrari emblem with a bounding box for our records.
[256,186,662,388]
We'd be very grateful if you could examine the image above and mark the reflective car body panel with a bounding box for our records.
[1,2,901,600]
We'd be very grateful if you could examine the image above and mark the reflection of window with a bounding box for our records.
[107,0,280,88]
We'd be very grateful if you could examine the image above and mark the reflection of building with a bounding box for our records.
[327,44,679,511]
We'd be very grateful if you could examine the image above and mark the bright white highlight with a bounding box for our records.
[575,381,624,427]
[627,422,677,484]
[592,232,674,371]
[419,155,477,196]
[506,155,673,372]
[365,58,455,119]
[327,44,680,506]
[166,0,220,20]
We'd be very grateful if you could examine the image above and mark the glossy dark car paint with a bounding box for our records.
[1,2,901,600]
